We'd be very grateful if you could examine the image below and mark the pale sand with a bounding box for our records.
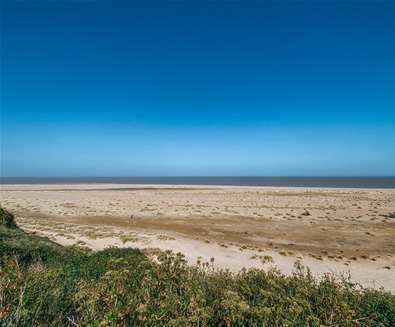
[1,184,395,292]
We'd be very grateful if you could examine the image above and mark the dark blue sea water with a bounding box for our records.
[1,177,395,189]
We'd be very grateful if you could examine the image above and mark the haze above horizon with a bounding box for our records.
[2,1,395,177]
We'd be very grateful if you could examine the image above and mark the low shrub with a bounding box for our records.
[0,208,17,229]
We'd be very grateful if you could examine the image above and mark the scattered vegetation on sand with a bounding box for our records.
[120,234,139,244]
[1,208,395,326]
[157,234,176,241]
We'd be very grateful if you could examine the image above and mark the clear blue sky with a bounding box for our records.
[1,1,395,177]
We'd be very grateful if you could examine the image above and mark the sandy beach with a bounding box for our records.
[1,183,395,292]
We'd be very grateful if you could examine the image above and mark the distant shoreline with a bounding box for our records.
[1,176,395,189]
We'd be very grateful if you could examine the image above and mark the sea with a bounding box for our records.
[1,177,395,189]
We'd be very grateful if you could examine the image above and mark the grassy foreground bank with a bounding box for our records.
[1,208,394,326]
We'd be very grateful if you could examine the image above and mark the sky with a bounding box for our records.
[1,1,395,177]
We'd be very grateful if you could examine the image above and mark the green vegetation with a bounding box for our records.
[0,207,17,229]
[1,208,394,326]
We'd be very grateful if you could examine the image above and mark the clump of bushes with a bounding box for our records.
[0,207,17,228]
[1,208,395,326]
